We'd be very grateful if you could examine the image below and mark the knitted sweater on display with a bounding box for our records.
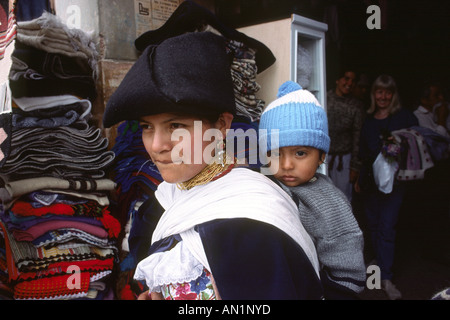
[275,173,366,296]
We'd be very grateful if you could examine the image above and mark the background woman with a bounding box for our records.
[356,74,418,300]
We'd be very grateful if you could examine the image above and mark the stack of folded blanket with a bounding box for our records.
[226,39,265,122]
[9,11,98,100]
[0,12,120,300]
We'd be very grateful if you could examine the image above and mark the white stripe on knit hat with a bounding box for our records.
[263,90,323,114]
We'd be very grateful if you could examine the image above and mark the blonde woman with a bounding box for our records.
[356,74,418,300]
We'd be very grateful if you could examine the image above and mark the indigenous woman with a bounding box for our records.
[103,32,322,300]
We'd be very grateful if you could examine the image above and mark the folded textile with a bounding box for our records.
[5,210,101,229]
[38,189,110,207]
[13,271,91,300]
[11,220,109,242]
[17,258,114,282]
[11,200,105,217]
[5,225,114,272]
[24,190,87,207]
[12,109,81,129]
[13,95,92,117]
[10,124,107,150]
[110,120,162,233]
[9,74,97,101]
[0,146,115,179]
[9,205,71,221]
[13,99,91,120]
[0,10,118,300]
[12,41,94,79]
[393,128,435,181]
[410,125,450,161]
[111,121,162,194]
[0,176,116,206]
[226,39,265,121]
[16,11,98,75]
[32,228,111,248]
[4,99,111,180]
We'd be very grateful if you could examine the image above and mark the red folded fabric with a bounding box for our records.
[98,211,121,238]
[11,201,74,217]
[17,258,115,282]
[10,201,121,238]
[0,223,20,281]
[14,272,91,300]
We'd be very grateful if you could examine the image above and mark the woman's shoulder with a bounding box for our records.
[394,107,414,117]
[226,167,282,190]
[392,107,419,126]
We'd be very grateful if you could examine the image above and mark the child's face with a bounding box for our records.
[269,146,324,187]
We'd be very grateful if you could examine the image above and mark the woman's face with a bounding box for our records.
[139,113,232,183]
[335,71,356,96]
[374,88,393,110]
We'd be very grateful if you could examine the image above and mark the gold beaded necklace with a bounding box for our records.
[177,145,236,190]
[176,161,234,191]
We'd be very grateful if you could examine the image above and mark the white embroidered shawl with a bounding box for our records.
[134,168,320,291]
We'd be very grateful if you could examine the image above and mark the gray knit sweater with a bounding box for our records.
[276,173,366,294]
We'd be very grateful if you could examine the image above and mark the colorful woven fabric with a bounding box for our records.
[161,268,217,300]
[2,222,114,272]
[14,272,90,300]
[11,219,109,242]
[32,228,110,248]
[11,201,74,216]
[11,200,106,218]
[392,128,435,180]
[17,257,114,282]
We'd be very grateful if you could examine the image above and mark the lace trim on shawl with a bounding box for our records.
[134,240,204,293]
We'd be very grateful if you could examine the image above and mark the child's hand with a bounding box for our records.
[137,290,164,300]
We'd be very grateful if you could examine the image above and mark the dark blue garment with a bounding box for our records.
[130,208,324,299]
[358,108,418,189]
[363,183,406,280]
[127,193,164,267]
[12,42,94,79]
[15,0,52,21]
[198,218,324,300]
[359,108,419,165]
[358,108,418,282]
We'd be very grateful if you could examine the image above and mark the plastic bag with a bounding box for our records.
[372,152,398,194]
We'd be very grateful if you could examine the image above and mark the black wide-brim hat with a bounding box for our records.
[134,0,275,74]
[102,32,236,128]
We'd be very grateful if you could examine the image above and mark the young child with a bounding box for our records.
[259,81,366,299]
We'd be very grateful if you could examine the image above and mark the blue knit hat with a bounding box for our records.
[259,81,330,153]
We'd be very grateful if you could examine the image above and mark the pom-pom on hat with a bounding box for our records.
[259,81,330,153]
